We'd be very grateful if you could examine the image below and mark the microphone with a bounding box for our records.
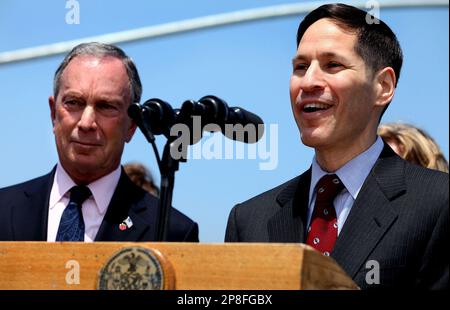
[128,102,155,143]
[182,95,264,143]
[128,96,265,144]
[128,99,177,140]
[141,98,176,138]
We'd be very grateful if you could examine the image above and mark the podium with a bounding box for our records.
[0,242,358,290]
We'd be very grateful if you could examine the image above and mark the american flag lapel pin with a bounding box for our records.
[119,216,133,231]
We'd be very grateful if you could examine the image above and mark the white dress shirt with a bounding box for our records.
[47,163,121,242]
[307,136,384,235]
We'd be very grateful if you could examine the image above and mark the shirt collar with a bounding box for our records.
[49,164,77,209]
[88,165,122,216]
[309,136,384,204]
[50,163,122,216]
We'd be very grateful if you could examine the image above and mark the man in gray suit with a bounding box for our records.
[225,3,448,289]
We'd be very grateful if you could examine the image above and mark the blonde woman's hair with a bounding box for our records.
[124,162,159,197]
[378,123,448,173]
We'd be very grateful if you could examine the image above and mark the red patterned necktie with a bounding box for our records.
[306,174,344,256]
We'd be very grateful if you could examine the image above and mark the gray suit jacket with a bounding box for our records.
[225,145,449,289]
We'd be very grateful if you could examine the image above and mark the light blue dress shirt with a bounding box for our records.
[307,136,384,235]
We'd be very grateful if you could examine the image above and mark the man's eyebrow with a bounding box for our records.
[61,91,83,98]
[319,51,347,59]
[292,54,307,64]
[96,96,127,107]
[292,52,346,64]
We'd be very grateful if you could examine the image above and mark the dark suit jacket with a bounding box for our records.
[0,167,199,242]
[225,145,449,289]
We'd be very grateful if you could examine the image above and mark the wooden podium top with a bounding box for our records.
[0,242,358,290]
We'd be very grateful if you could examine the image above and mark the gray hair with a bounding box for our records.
[53,42,142,104]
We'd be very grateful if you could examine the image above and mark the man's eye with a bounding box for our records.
[294,63,308,71]
[327,62,343,69]
[97,102,120,117]
[98,102,118,110]
[64,100,82,108]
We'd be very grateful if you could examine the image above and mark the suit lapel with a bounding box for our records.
[332,145,405,278]
[268,170,311,243]
[11,169,55,241]
[95,169,154,241]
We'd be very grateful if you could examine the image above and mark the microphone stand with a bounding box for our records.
[129,97,264,241]
[128,102,184,241]
[156,138,184,241]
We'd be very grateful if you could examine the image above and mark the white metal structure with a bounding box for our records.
[0,0,448,64]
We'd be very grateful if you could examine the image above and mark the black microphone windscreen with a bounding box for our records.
[224,107,264,143]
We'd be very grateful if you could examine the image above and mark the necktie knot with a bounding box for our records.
[69,185,92,206]
[315,174,344,203]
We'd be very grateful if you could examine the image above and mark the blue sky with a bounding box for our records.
[0,1,448,242]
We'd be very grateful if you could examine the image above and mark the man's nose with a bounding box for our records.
[78,106,97,131]
[299,62,326,92]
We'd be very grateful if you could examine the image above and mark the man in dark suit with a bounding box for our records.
[225,4,448,289]
[0,42,198,242]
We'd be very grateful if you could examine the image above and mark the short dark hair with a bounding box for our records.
[296,3,403,87]
[53,42,142,104]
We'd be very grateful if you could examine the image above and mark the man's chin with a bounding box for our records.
[69,163,107,184]
[300,132,320,146]
[65,157,104,174]
[299,133,331,149]
[71,154,101,168]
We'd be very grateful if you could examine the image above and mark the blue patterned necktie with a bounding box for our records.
[56,186,92,241]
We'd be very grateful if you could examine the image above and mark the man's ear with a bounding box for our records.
[49,96,56,127]
[125,120,138,143]
[374,67,396,108]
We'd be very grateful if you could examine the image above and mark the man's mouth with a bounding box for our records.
[302,103,332,113]
[73,141,101,147]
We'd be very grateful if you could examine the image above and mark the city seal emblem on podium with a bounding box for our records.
[97,247,174,290]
